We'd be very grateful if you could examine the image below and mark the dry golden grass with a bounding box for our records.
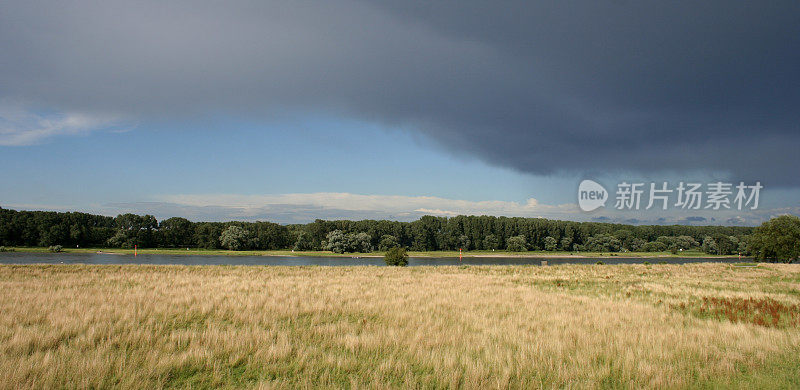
[0,263,799,389]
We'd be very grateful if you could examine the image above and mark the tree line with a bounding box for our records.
[1,207,763,254]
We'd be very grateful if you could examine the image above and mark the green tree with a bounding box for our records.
[293,231,314,250]
[584,234,621,252]
[324,230,349,253]
[249,221,290,250]
[457,235,470,251]
[108,214,158,248]
[674,235,699,250]
[348,232,373,253]
[737,235,750,255]
[506,235,527,252]
[628,238,646,252]
[107,230,135,248]
[560,236,573,251]
[641,241,667,252]
[378,235,399,251]
[614,229,633,250]
[749,215,800,262]
[543,236,557,251]
[322,230,373,253]
[483,234,499,250]
[158,217,195,248]
[0,207,761,252]
[656,236,677,251]
[712,234,736,255]
[723,235,739,255]
[40,224,67,247]
[195,223,224,249]
[701,236,718,254]
[384,247,409,266]
[220,225,249,251]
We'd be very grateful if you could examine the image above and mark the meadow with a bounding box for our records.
[0,263,798,388]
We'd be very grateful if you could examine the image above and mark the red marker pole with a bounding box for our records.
[459,248,462,263]
[134,244,137,257]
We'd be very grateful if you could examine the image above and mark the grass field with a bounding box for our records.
[5,246,738,259]
[1,263,798,388]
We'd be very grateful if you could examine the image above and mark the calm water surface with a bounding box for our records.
[0,252,749,266]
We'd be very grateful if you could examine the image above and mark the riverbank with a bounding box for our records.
[4,246,740,259]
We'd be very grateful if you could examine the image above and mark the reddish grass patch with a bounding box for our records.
[674,297,800,328]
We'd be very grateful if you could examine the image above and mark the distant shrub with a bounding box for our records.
[0,246,14,252]
[48,245,63,253]
[384,247,408,267]
[643,261,650,266]
[595,260,605,265]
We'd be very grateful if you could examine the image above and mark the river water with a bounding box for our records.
[0,252,749,266]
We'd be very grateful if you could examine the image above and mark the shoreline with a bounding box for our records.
[2,247,744,259]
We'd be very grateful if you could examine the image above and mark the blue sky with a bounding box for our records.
[2,112,796,225]
[0,114,578,220]
[1,1,799,225]
[0,114,547,201]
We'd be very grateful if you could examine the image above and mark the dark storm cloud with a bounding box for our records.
[1,1,799,183]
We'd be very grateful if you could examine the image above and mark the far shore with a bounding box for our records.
[3,247,744,259]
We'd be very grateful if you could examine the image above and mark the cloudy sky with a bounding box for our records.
[1,0,798,225]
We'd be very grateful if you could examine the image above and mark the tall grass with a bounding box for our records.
[0,263,798,388]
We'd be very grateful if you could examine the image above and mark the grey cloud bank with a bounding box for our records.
[1,1,799,183]
[6,191,790,226]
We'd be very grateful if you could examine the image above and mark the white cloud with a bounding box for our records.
[5,193,797,226]
[0,104,122,146]
[143,192,795,225]
[154,192,578,221]
[413,208,461,216]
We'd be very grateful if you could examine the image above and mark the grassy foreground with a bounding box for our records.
[7,246,737,258]
[1,264,799,388]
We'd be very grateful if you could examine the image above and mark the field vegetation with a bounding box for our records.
[1,263,798,388]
